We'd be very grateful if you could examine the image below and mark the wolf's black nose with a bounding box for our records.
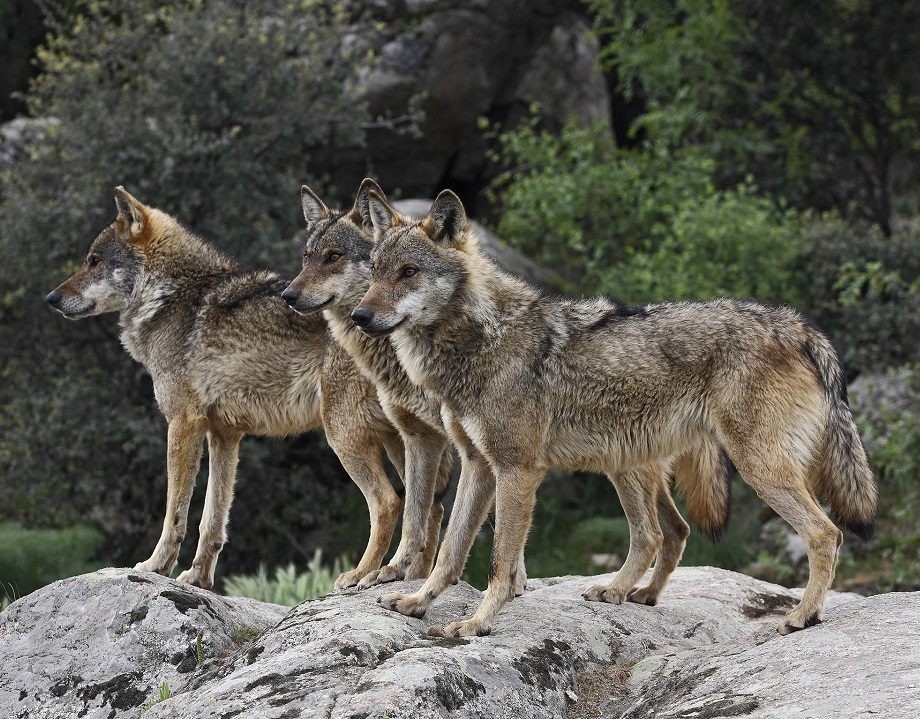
[281,287,300,305]
[46,289,62,306]
[351,307,374,327]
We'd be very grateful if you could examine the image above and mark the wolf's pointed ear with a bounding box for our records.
[114,186,147,242]
[424,189,468,247]
[352,178,386,230]
[301,184,330,224]
[367,190,398,238]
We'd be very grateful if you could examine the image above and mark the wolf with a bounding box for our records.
[279,179,458,588]
[46,187,409,590]
[354,189,877,638]
[282,180,734,595]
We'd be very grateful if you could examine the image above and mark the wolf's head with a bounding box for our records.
[353,189,471,337]
[281,179,384,315]
[46,187,157,319]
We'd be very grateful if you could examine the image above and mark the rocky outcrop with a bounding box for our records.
[5,567,916,719]
[333,0,610,210]
[0,569,285,719]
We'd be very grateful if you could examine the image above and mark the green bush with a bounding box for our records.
[0,523,104,602]
[0,0,370,574]
[801,216,920,373]
[489,117,804,305]
[223,551,349,606]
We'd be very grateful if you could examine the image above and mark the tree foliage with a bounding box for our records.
[592,0,920,233]
[490,117,804,306]
[0,0,372,574]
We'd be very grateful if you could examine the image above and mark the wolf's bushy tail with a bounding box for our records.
[674,438,731,540]
[805,328,878,540]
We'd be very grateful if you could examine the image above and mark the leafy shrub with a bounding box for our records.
[223,551,349,606]
[0,523,104,602]
[801,216,920,373]
[489,118,804,305]
[0,0,369,574]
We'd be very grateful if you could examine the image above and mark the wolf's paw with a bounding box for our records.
[176,567,214,590]
[427,618,491,638]
[513,569,528,597]
[582,584,628,604]
[377,590,429,619]
[627,585,659,606]
[334,567,370,591]
[356,564,405,589]
[133,558,175,576]
[777,607,822,635]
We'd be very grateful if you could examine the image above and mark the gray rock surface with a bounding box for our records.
[331,1,610,205]
[0,569,285,719]
[393,198,562,289]
[601,592,920,719]
[4,566,911,719]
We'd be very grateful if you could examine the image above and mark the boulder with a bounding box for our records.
[0,568,285,719]
[601,592,920,719]
[330,1,610,209]
[4,566,913,719]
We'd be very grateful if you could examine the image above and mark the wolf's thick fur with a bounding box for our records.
[47,188,407,590]
[358,190,878,637]
[280,180,461,588]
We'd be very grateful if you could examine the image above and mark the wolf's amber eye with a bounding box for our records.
[326,251,342,263]
[88,255,101,268]
[401,266,418,278]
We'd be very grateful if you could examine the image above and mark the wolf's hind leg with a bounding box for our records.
[135,414,207,576]
[176,427,242,590]
[420,447,452,576]
[583,464,663,605]
[628,475,690,606]
[733,453,842,634]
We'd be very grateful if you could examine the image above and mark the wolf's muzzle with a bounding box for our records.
[351,306,374,327]
[281,287,300,306]
[46,289,62,306]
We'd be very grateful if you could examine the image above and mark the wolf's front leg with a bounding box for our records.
[135,415,206,576]
[358,432,446,588]
[427,464,544,637]
[328,436,403,591]
[176,427,242,590]
[378,449,494,618]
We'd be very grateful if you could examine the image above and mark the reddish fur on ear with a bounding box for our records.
[367,190,406,236]
[353,178,386,229]
[301,184,331,224]
[423,189,468,247]
[113,186,149,244]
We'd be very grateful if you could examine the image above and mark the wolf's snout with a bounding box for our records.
[281,287,300,306]
[351,307,374,327]
[46,289,62,306]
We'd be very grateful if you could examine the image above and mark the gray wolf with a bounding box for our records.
[282,180,729,593]
[280,179,457,588]
[46,187,407,590]
[355,189,877,637]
